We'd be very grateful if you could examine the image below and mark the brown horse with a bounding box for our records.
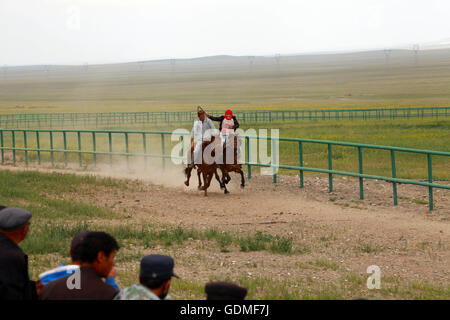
[184,137,229,196]
[218,134,245,190]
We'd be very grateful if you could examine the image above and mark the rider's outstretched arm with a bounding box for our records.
[208,115,223,122]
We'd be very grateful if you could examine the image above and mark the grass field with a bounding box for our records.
[1,49,450,113]
[1,169,448,300]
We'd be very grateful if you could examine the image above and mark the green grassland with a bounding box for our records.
[1,169,448,299]
[1,49,450,113]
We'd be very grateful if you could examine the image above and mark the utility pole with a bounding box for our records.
[248,56,255,72]
[275,53,281,72]
[383,49,392,69]
[412,44,420,67]
[170,59,176,73]
[44,65,51,77]
[2,65,7,80]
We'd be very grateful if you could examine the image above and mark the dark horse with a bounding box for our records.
[218,134,245,190]
[184,137,229,196]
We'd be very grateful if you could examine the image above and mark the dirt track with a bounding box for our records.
[3,162,450,290]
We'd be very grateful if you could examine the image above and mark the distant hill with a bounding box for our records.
[1,48,450,113]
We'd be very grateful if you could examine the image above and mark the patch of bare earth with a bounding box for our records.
[2,164,449,297]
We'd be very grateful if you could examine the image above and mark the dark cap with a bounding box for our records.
[140,254,179,280]
[0,207,32,231]
[71,231,92,252]
[205,281,248,300]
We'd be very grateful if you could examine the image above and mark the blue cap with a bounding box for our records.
[140,254,179,280]
[0,207,32,231]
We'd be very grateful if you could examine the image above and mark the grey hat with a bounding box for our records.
[0,207,32,231]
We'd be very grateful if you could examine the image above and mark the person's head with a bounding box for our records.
[224,109,233,120]
[198,110,205,122]
[69,231,92,264]
[0,207,32,244]
[205,281,248,300]
[139,254,178,299]
[77,231,119,277]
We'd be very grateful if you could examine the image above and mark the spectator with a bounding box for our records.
[39,231,120,300]
[38,231,119,291]
[205,281,247,300]
[115,254,178,300]
[0,207,36,300]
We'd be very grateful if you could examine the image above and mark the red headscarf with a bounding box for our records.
[225,109,233,120]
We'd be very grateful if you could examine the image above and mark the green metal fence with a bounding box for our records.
[1,128,448,211]
[1,106,449,128]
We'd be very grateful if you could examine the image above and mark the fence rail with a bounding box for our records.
[1,128,449,211]
[1,106,449,128]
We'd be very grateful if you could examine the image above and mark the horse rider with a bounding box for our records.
[188,107,216,168]
[206,109,240,146]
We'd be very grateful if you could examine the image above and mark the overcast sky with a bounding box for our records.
[1,0,449,66]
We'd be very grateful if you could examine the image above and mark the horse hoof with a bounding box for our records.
[224,190,230,194]
[240,184,245,189]
[184,181,189,186]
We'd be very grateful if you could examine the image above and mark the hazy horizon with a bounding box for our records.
[1,0,450,66]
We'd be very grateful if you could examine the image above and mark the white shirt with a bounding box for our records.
[190,118,216,142]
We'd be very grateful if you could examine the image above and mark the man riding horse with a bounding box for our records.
[184,107,245,195]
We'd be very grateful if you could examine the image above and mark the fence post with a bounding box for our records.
[161,133,165,170]
[391,150,398,206]
[12,131,16,165]
[108,132,113,167]
[23,131,28,167]
[36,131,41,165]
[77,131,82,167]
[63,131,68,166]
[125,133,129,169]
[49,131,54,166]
[92,132,96,167]
[0,131,4,164]
[358,146,364,199]
[246,136,251,179]
[272,138,277,183]
[328,144,333,192]
[142,133,147,167]
[427,154,433,211]
[298,141,304,188]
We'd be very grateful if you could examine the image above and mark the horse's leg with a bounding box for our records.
[239,168,245,188]
[184,166,193,186]
[197,168,203,190]
[225,171,231,184]
[218,166,230,194]
[215,168,224,190]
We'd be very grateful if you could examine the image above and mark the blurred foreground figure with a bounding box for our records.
[39,232,120,300]
[38,231,119,292]
[0,207,36,300]
[115,254,178,300]
[205,281,247,300]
